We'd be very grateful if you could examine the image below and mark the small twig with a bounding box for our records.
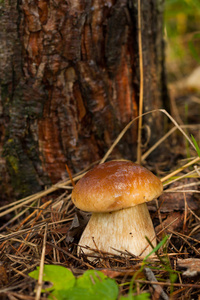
[134,279,200,288]
[169,230,200,244]
[91,237,105,261]
[65,164,75,187]
[156,218,179,237]
[169,230,200,255]
[47,242,94,268]
[17,200,52,253]
[144,268,169,300]
[183,193,188,232]
[16,200,52,231]
[188,206,200,222]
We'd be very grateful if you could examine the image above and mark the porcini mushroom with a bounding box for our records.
[71,160,163,257]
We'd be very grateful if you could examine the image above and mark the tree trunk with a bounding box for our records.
[0,0,167,199]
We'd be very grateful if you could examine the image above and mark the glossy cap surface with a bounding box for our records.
[71,160,163,212]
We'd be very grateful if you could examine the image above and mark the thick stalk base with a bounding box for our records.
[78,203,156,258]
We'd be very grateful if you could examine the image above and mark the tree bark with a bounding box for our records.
[0,0,167,199]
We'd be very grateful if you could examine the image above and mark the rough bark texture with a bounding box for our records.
[0,0,166,199]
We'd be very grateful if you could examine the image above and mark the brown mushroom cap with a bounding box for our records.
[71,160,163,213]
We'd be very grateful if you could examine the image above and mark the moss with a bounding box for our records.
[1,79,50,198]
[3,137,43,198]
[7,155,19,173]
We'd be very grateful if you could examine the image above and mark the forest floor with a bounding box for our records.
[0,74,199,300]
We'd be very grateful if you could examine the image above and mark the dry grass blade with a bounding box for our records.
[161,156,200,183]
[163,167,200,187]
[100,108,196,165]
[165,181,200,192]
[35,225,47,300]
[0,202,37,231]
[166,190,200,193]
[137,0,144,165]
[160,109,196,150]
[0,223,46,243]
[6,293,48,300]
[142,124,200,162]
[0,173,83,218]
[0,193,40,212]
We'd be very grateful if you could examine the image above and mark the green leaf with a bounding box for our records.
[29,265,75,294]
[29,267,118,300]
[59,287,94,300]
[75,270,118,300]
[61,271,118,300]
[191,135,200,157]
[119,292,150,300]
[76,269,107,289]
[93,277,119,300]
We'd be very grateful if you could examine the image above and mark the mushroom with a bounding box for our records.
[71,160,163,258]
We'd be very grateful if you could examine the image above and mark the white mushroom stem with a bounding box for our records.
[78,203,157,258]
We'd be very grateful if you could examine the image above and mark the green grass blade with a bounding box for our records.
[191,135,200,157]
